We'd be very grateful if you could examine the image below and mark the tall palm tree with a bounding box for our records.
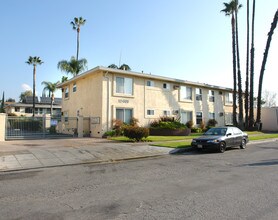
[71,17,86,61]
[41,81,60,115]
[245,0,250,129]
[234,0,244,129]
[26,56,43,117]
[249,0,256,128]
[221,1,238,126]
[57,56,87,76]
[256,9,278,126]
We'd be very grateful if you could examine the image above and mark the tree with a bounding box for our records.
[41,81,60,115]
[57,56,87,77]
[249,0,256,128]
[261,90,277,107]
[26,56,43,117]
[221,1,238,126]
[19,90,33,102]
[234,0,244,129]
[108,63,131,71]
[61,76,68,83]
[6,98,15,102]
[0,91,4,113]
[256,9,278,124]
[244,0,250,129]
[71,17,86,61]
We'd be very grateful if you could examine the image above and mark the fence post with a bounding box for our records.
[0,113,6,141]
[77,116,83,138]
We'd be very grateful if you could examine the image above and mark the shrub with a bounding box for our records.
[150,117,187,130]
[130,117,139,127]
[112,119,124,136]
[207,119,218,127]
[49,125,57,134]
[103,130,116,138]
[186,120,193,129]
[200,120,206,131]
[191,127,202,133]
[123,126,149,142]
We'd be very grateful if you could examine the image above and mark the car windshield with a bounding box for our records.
[204,128,227,136]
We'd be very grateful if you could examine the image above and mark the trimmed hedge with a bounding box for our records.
[123,126,149,142]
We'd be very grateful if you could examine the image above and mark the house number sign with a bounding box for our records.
[118,99,129,103]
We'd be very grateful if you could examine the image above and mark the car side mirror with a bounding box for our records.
[226,133,232,136]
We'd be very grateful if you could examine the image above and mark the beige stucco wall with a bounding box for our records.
[60,69,235,137]
[0,114,6,141]
[260,107,278,131]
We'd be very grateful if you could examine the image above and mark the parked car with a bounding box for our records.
[191,126,248,153]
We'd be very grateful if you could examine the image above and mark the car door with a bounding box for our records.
[225,127,234,147]
[233,127,243,146]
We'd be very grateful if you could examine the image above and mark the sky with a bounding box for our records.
[1,0,277,103]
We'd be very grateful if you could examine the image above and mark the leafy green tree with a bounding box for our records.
[19,90,33,102]
[256,9,278,124]
[57,56,87,76]
[71,17,86,61]
[61,76,68,83]
[41,81,60,115]
[26,56,43,117]
[108,63,131,71]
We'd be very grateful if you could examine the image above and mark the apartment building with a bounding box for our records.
[57,66,235,137]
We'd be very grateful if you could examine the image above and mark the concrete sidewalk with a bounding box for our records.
[0,138,171,172]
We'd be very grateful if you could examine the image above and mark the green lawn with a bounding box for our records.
[109,132,278,149]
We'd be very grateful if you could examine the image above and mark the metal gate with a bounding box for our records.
[5,116,78,140]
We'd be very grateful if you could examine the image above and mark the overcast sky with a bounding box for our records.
[1,0,277,102]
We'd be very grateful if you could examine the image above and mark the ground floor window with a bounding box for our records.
[196,112,203,125]
[180,111,193,124]
[208,112,215,120]
[116,108,133,124]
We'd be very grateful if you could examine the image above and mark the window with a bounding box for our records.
[116,77,133,95]
[64,112,68,123]
[146,80,154,87]
[209,112,215,120]
[73,83,77,92]
[65,87,69,98]
[116,108,133,124]
[209,90,215,102]
[163,83,170,90]
[225,92,233,104]
[147,109,155,116]
[25,107,32,113]
[196,88,202,101]
[15,107,20,112]
[163,110,171,116]
[196,112,203,125]
[180,86,192,100]
[233,127,242,135]
[225,112,233,125]
[180,111,193,124]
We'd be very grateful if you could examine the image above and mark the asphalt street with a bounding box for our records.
[0,140,278,220]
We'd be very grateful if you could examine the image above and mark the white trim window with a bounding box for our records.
[163,83,170,90]
[147,109,155,116]
[209,112,215,120]
[116,108,133,124]
[116,77,133,95]
[209,90,215,102]
[196,88,202,101]
[196,112,203,125]
[180,111,193,124]
[180,86,192,100]
[73,83,77,92]
[163,110,171,116]
[225,92,233,104]
[146,80,154,87]
[64,87,69,99]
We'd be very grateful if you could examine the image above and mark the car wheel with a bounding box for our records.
[240,139,246,149]
[219,142,226,153]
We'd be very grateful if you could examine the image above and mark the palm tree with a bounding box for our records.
[0,91,4,113]
[249,0,256,128]
[234,0,244,130]
[57,56,87,76]
[26,56,43,117]
[19,90,33,102]
[244,0,250,129]
[221,1,238,126]
[71,17,86,61]
[256,9,278,126]
[41,81,60,115]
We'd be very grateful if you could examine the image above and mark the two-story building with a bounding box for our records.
[57,66,235,137]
